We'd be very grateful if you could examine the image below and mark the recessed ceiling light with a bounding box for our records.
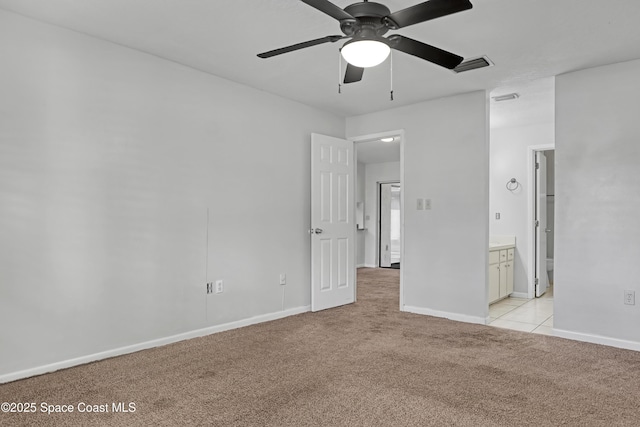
[492,93,519,102]
[380,137,395,143]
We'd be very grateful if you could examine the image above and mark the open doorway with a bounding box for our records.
[487,77,555,333]
[379,182,401,269]
[353,130,404,309]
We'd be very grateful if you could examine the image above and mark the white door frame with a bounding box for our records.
[351,129,405,310]
[527,144,555,299]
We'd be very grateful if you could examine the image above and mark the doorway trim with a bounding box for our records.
[527,144,555,299]
[351,129,405,310]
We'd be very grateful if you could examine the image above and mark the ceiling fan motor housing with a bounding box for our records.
[258,0,471,77]
[340,2,392,37]
[344,2,390,18]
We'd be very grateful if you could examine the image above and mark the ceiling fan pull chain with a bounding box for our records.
[338,50,342,94]
[390,50,394,101]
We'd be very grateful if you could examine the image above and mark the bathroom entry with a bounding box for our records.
[379,182,401,268]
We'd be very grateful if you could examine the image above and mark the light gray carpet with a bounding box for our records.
[2,268,640,426]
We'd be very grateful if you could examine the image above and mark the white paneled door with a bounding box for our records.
[310,133,355,312]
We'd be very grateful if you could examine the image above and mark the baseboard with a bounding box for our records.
[552,328,640,352]
[510,292,529,299]
[402,305,486,325]
[0,305,310,384]
[356,264,366,268]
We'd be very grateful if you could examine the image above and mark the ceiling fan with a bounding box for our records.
[257,0,473,84]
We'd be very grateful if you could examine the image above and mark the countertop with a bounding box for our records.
[489,243,515,251]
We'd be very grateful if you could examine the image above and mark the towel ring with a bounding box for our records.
[506,178,520,192]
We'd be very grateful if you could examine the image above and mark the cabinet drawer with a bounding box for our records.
[489,250,500,264]
[507,248,514,261]
[500,250,507,262]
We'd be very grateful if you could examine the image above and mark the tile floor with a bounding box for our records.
[488,286,554,335]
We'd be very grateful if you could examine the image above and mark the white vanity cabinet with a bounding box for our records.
[489,246,514,304]
[505,248,514,296]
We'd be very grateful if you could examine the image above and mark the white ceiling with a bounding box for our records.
[1,0,640,117]
[490,76,554,129]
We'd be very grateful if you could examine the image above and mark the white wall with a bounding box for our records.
[489,122,555,295]
[361,161,400,267]
[0,10,344,378]
[347,92,489,323]
[555,59,640,348]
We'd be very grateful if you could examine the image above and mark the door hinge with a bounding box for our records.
[535,220,539,227]
[535,162,540,170]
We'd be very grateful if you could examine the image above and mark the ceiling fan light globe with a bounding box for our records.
[341,40,390,68]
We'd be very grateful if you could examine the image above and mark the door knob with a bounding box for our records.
[314,228,323,234]
[545,228,551,233]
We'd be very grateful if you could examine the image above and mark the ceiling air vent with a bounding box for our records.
[452,55,493,74]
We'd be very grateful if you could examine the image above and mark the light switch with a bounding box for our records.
[416,198,424,210]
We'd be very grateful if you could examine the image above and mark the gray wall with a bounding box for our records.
[0,10,345,377]
[555,58,640,347]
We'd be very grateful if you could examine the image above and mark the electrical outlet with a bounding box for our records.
[624,290,635,305]
[495,212,501,220]
[424,199,432,210]
[416,198,424,210]
[215,280,224,294]
[279,273,286,286]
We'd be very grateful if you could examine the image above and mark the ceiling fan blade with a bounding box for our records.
[388,35,463,69]
[258,35,345,58]
[300,0,356,21]
[385,0,472,29]
[343,63,364,84]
